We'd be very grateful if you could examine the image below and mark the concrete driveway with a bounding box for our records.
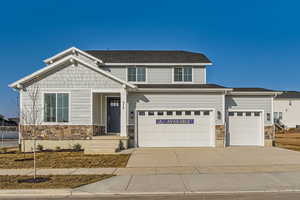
[127,147,300,168]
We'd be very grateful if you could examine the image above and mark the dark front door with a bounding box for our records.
[107,97,121,133]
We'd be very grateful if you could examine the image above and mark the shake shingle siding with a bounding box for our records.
[20,62,125,125]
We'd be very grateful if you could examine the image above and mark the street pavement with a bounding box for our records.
[2,192,300,200]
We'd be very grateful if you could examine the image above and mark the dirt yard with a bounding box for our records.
[0,151,130,169]
[275,132,300,151]
[0,175,113,189]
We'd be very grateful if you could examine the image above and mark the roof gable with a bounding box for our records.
[9,55,136,89]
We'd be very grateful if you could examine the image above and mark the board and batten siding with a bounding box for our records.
[20,62,123,125]
[128,92,224,125]
[226,95,273,125]
[102,66,206,84]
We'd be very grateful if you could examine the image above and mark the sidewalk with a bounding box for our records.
[2,172,300,197]
[72,172,300,195]
[2,164,300,176]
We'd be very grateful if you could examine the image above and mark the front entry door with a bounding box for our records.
[107,97,121,133]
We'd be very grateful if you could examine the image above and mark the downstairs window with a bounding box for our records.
[44,93,69,122]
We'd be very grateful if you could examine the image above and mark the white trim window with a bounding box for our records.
[174,67,192,82]
[44,93,69,122]
[127,67,146,82]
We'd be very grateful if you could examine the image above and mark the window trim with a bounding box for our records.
[126,66,147,83]
[42,91,71,124]
[172,66,194,83]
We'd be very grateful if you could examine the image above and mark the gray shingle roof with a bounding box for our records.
[276,91,300,99]
[135,84,226,89]
[233,88,275,92]
[85,50,211,64]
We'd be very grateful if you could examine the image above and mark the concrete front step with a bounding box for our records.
[84,138,122,154]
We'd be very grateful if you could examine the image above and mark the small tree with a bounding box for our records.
[20,84,42,180]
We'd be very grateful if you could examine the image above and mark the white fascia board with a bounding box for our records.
[229,91,279,96]
[134,88,232,92]
[44,47,103,64]
[104,63,213,66]
[9,54,75,88]
[9,55,136,89]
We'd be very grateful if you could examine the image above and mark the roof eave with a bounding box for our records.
[229,91,280,96]
[104,62,213,66]
[133,88,232,92]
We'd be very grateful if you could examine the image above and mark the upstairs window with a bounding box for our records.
[174,67,192,82]
[128,67,146,82]
[44,93,69,122]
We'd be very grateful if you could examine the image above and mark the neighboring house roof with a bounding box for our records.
[85,50,212,65]
[275,91,300,99]
[229,87,279,96]
[233,88,275,92]
[136,84,227,89]
[9,55,136,89]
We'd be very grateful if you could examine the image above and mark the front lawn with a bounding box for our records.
[0,151,130,169]
[275,132,300,151]
[0,175,113,189]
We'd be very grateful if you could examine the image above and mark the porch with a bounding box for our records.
[91,89,129,137]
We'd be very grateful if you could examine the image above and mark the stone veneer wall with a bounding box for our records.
[264,125,275,147]
[20,125,104,140]
[215,125,225,147]
[127,125,135,148]
[93,125,106,136]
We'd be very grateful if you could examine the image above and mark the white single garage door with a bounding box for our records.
[137,109,215,147]
[228,110,264,146]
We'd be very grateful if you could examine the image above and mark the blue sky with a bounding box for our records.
[0,0,299,117]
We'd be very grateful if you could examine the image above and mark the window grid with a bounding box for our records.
[128,67,146,82]
[44,93,69,123]
[174,67,192,82]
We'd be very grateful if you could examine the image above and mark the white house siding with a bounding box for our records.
[128,92,224,125]
[21,62,123,125]
[226,95,273,125]
[274,99,300,128]
[102,66,206,84]
[102,67,127,81]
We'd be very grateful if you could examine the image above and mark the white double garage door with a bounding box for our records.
[137,109,264,147]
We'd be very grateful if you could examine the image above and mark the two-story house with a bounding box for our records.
[9,47,278,153]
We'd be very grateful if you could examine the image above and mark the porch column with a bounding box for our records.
[120,87,128,137]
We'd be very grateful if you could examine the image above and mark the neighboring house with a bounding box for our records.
[0,114,18,126]
[9,47,278,153]
[274,91,300,128]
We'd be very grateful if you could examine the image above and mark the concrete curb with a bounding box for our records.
[1,189,300,198]
[0,189,71,197]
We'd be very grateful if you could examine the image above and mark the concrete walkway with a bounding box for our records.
[72,172,300,195]
[3,164,300,176]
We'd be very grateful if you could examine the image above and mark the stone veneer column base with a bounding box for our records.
[215,125,225,147]
[264,125,275,147]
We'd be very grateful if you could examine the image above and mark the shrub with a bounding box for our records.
[55,146,61,151]
[72,143,82,152]
[37,144,44,152]
[0,147,7,154]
